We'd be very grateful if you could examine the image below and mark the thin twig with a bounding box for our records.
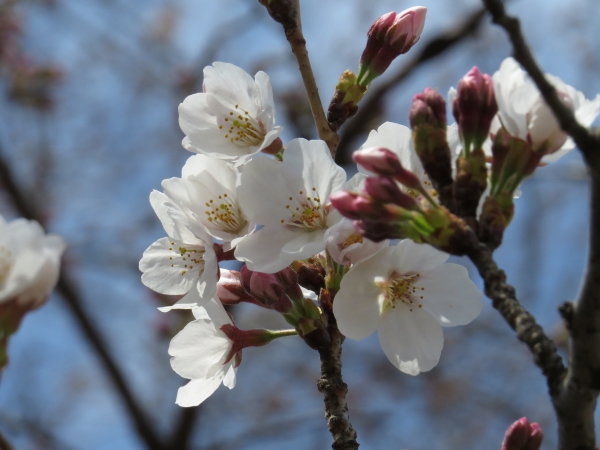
[478,2,600,448]
[0,151,166,450]
[335,8,486,165]
[277,0,340,155]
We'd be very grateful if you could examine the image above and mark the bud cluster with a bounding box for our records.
[217,265,329,350]
[330,149,477,255]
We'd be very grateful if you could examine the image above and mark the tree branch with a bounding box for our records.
[317,307,359,450]
[479,2,600,447]
[466,242,566,393]
[266,0,339,155]
[0,152,166,450]
[0,430,13,450]
[335,7,486,165]
[169,407,199,449]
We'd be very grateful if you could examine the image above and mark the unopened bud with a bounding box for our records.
[240,265,286,306]
[452,67,497,152]
[501,417,543,450]
[274,266,298,288]
[353,147,403,177]
[330,191,385,220]
[357,7,427,86]
[258,0,297,32]
[410,88,447,129]
[364,176,418,210]
[409,88,454,205]
[293,259,325,294]
[216,269,253,305]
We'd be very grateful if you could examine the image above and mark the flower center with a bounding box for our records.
[341,232,363,249]
[281,187,327,231]
[166,241,206,277]
[0,246,12,288]
[381,272,425,313]
[218,104,266,147]
[203,193,247,235]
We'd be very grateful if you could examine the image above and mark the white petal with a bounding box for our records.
[139,238,202,295]
[204,62,259,114]
[392,240,449,274]
[254,71,276,129]
[282,139,347,203]
[235,225,323,273]
[169,319,231,380]
[333,252,392,340]
[237,155,290,225]
[222,364,237,389]
[158,289,205,313]
[416,263,482,326]
[378,304,444,375]
[201,297,233,328]
[175,375,224,407]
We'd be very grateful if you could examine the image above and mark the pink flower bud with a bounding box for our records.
[386,6,427,54]
[274,266,298,288]
[360,12,396,67]
[364,176,418,210]
[329,191,364,220]
[453,66,498,151]
[357,7,427,86]
[216,269,247,305]
[409,88,447,129]
[240,265,286,306]
[502,418,543,450]
[353,147,403,177]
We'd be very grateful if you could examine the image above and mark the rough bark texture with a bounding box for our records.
[317,310,359,450]
[466,242,567,395]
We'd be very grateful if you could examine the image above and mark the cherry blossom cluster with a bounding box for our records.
[0,214,65,369]
[138,6,496,408]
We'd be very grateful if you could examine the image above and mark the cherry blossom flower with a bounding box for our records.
[492,57,600,162]
[168,295,237,407]
[325,218,387,266]
[333,239,481,375]
[179,62,283,165]
[0,215,65,307]
[234,138,346,273]
[161,154,254,250]
[139,190,218,309]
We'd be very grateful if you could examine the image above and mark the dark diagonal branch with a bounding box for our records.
[169,407,199,449]
[0,152,166,450]
[466,242,566,393]
[0,430,13,450]
[335,7,486,164]
[481,1,600,448]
